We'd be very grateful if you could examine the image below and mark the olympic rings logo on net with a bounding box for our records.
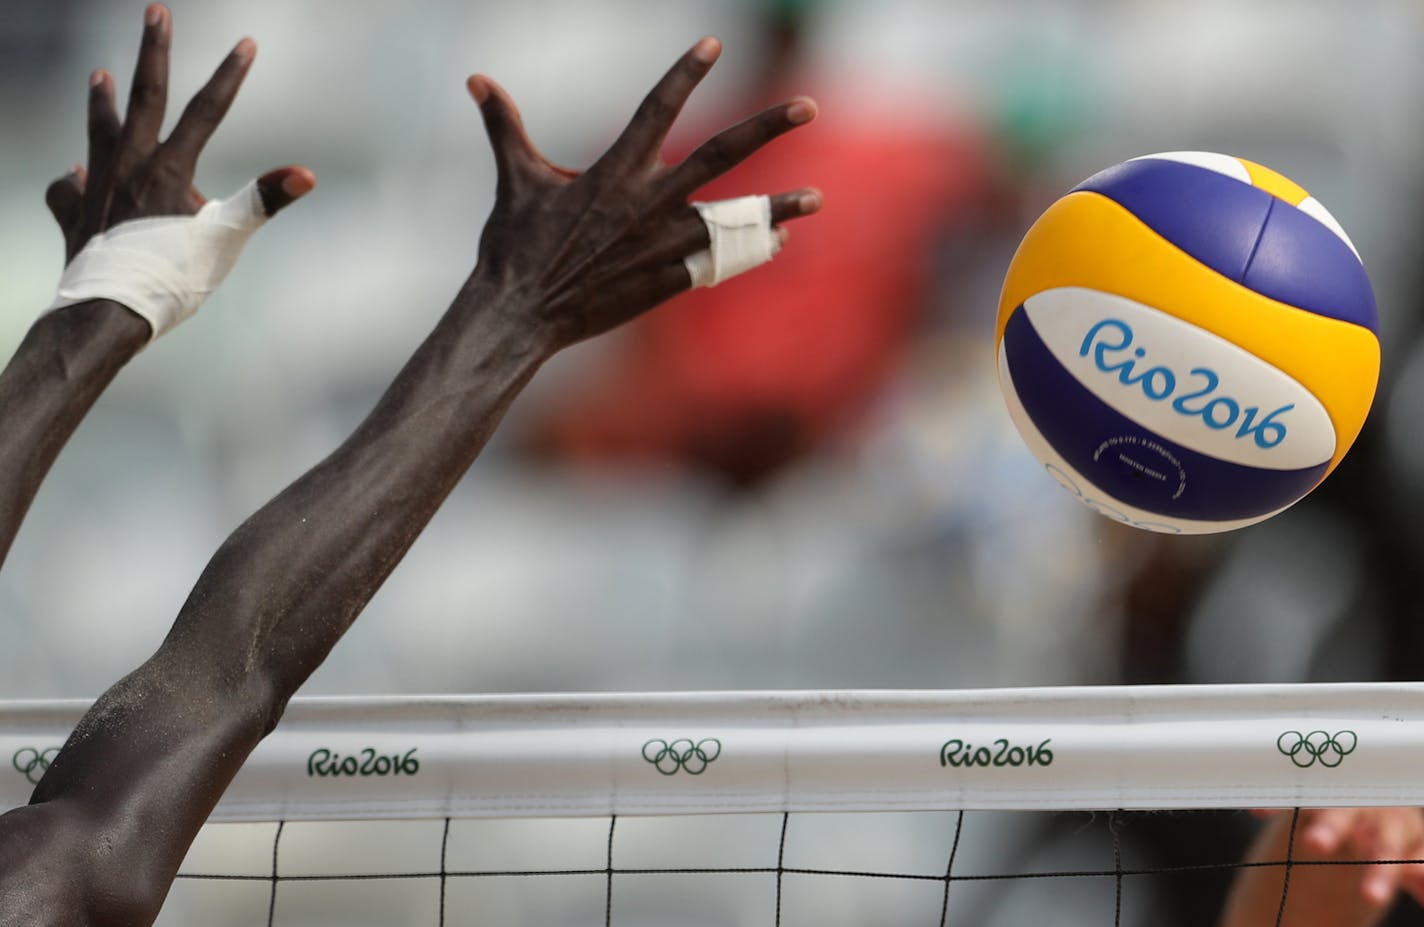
[1277,730,1357,768]
[642,738,722,776]
[11,746,60,786]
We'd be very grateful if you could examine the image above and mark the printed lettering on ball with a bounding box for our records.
[995,151,1380,534]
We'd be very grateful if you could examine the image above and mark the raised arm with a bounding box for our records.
[2,37,820,925]
[0,4,312,569]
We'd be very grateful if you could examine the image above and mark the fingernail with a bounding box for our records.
[692,37,721,64]
[233,38,256,64]
[799,190,822,213]
[145,4,163,27]
[282,172,314,198]
[787,98,817,125]
[467,76,489,104]
[89,69,105,89]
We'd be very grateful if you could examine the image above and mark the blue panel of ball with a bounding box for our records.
[1074,158,1375,330]
[1072,158,1273,284]
[1241,198,1377,331]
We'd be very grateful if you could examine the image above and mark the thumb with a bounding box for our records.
[254,165,317,217]
[467,75,541,184]
[45,165,86,235]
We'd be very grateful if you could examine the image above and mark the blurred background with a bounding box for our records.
[4,0,1424,924]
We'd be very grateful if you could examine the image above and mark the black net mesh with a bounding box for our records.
[157,808,1424,927]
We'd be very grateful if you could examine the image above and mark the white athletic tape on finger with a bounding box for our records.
[683,195,779,288]
[46,180,269,343]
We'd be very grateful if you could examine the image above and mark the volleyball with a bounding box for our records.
[995,151,1379,534]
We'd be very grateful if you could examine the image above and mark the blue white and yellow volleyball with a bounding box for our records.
[996,151,1379,534]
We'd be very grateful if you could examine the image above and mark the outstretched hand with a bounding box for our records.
[1221,807,1424,927]
[1293,807,1424,909]
[465,36,822,352]
[44,3,315,264]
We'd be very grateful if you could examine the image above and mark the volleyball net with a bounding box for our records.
[3,684,1420,926]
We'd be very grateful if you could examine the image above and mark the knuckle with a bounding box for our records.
[189,91,220,117]
[701,134,735,168]
[130,79,164,106]
[152,157,190,187]
[636,94,674,127]
[182,94,221,127]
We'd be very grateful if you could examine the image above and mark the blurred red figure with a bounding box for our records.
[534,3,994,487]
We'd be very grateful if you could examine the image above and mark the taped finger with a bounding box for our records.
[45,179,271,342]
[255,166,317,217]
[681,195,779,288]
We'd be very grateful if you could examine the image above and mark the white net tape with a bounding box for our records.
[4,683,1419,822]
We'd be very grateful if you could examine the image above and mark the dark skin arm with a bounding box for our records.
[0,3,313,571]
[0,33,821,927]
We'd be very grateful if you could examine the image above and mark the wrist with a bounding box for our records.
[32,298,151,362]
[451,268,565,364]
